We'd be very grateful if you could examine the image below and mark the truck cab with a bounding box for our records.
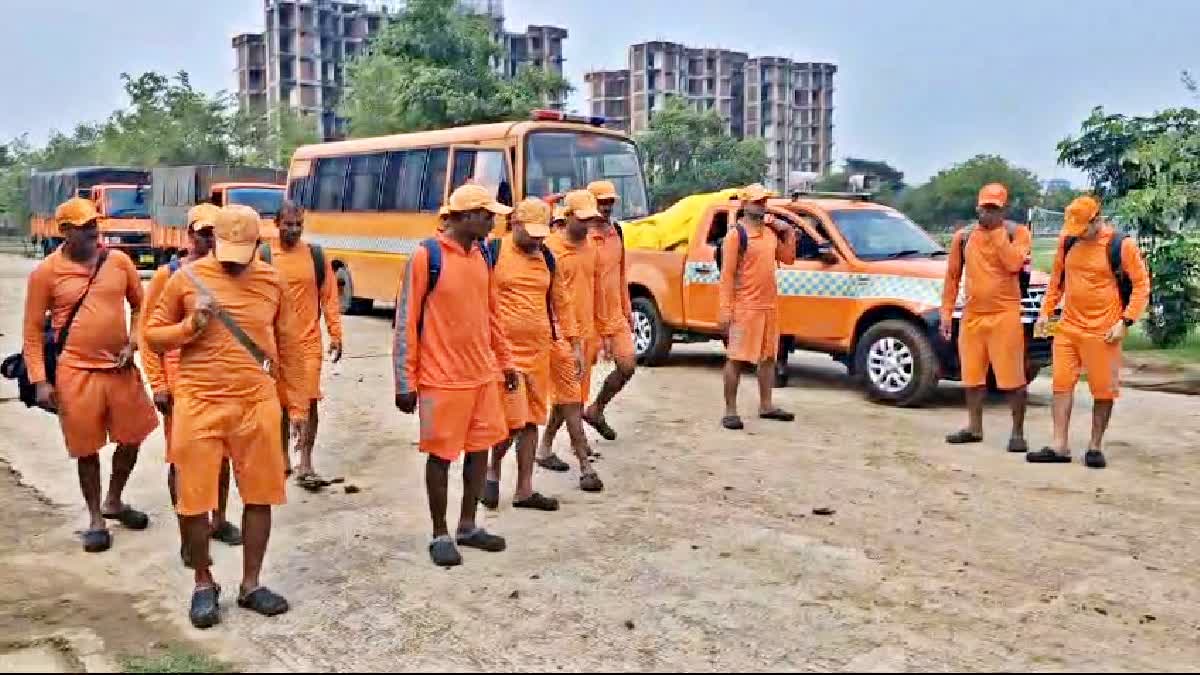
[625,195,1052,406]
[209,183,285,245]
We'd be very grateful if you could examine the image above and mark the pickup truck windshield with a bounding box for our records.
[525,131,650,221]
[227,188,285,218]
[829,209,945,260]
[104,187,150,219]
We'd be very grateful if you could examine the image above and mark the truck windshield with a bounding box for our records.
[829,209,945,260]
[104,187,150,219]
[525,131,650,221]
[227,188,285,218]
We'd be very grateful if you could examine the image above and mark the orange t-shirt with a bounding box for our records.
[546,231,604,341]
[22,248,143,384]
[941,223,1032,322]
[492,236,577,372]
[718,222,797,318]
[590,223,631,337]
[143,256,309,419]
[264,242,343,356]
[393,234,514,393]
[1041,227,1150,337]
[139,264,181,394]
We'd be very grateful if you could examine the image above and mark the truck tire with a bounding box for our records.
[336,265,373,315]
[631,296,672,366]
[854,319,939,407]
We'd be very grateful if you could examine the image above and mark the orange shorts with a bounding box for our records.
[959,312,1026,389]
[418,384,508,462]
[277,350,323,409]
[551,340,588,405]
[56,365,158,458]
[502,355,551,430]
[171,395,286,517]
[1052,329,1122,400]
[601,327,637,361]
[727,308,779,364]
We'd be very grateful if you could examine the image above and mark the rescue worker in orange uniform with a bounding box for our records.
[140,204,242,560]
[394,184,518,568]
[261,201,343,487]
[940,183,1033,452]
[581,180,637,441]
[23,197,159,553]
[482,198,586,511]
[1030,195,1150,468]
[146,204,309,629]
[536,190,607,490]
[719,184,797,430]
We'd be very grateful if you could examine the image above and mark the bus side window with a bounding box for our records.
[380,149,428,212]
[420,148,449,213]
[314,157,349,212]
[346,153,385,211]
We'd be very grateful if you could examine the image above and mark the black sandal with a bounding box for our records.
[456,528,507,553]
[536,454,571,472]
[237,586,290,617]
[82,528,111,553]
[1085,450,1107,469]
[102,506,149,530]
[211,521,243,546]
[759,408,795,422]
[429,536,463,567]
[580,472,604,493]
[190,584,221,629]
[1007,437,1029,453]
[583,411,618,441]
[721,415,744,430]
[945,430,984,445]
[480,480,501,510]
[1026,447,1072,464]
[513,492,560,512]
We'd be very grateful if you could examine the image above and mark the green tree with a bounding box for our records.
[636,96,767,211]
[898,154,1040,229]
[340,0,570,137]
[1039,185,1082,211]
[232,104,321,168]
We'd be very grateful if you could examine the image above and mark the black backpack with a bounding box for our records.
[714,224,749,273]
[1061,232,1133,309]
[957,222,1031,297]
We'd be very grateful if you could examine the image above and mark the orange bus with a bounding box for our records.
[287,110,650,313]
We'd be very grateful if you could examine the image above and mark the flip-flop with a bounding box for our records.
[211,521,243,546]
[536,454,571,472]
[456,528,507,553]
[190,584,221,629]
[1085,450,1107,469]
[583,411,618,441]
[429,536,463,567]
[237,586,290,617]
[513,492,560,512]
[759,408,795,422]
[1007,437,1029,453]
[295,473,330,492]
[102,506,149,531]
[82,529,111,553]
[580,472,605,493]
[945,430,984,445]
[721,415,744,430]
[1026,447,1072,464]
[480,480,501,510]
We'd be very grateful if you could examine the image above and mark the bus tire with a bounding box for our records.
[336,265,373,315]
[631,296,672,366]
[854,319,939,407]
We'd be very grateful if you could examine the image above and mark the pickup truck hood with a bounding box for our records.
[865,258,1050,286]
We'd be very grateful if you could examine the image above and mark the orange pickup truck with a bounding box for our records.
[625,195,1052,406]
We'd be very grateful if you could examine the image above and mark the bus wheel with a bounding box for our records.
[336,265,373,315]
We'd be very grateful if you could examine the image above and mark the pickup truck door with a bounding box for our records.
[774,208,857,344]
[682,206,736,331]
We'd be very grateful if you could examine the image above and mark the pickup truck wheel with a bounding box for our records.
[855,319,939,407]
[336,265,373,315]
[631,296,672,366]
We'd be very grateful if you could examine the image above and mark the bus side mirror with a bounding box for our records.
[818,242,838,265]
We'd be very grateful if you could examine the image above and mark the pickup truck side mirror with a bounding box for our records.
[818,242,838,265]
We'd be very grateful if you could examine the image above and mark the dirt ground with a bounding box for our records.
[1,252,1199,672]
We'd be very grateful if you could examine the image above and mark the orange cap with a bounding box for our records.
[187,203,221,231]
[977,183,1008,208]
[587,180,619,202]
[513,198,552,237]
[438,184,514,217]
[738,183,774,203]
[214,205,261,264]
[55,198,100,227]
[562,190,601,220]
[1063,195,1101,237]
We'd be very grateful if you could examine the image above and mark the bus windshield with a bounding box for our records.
[104,187,150,219]
[227,188,285,218]
[524,131,649,221]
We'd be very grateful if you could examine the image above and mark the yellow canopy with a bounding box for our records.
[622,188,740,250]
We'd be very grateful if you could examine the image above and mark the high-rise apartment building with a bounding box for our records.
[586,41,836,191]
[234,0,568,140]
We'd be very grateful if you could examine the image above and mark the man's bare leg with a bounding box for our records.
[1089,400,1115,450]
[1051,391,1073,453]
[947,387,987,444]
[756,358,776,413]
[1008,386,1028,450]
[458,451,487,533]
[425,456,451,538]
[584,356,635,439]
[101,443,140,515]
[239,504,272,595]
[482,437,512,509]
[560,402,603,491]
[723,360,741,419]
[182,513,218,627]
[537,407,564,460]
[77,455,106,533]
[296,400,319,477]
[513,425,539,502]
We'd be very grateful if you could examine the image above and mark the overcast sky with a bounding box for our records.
[2,0,1197,183]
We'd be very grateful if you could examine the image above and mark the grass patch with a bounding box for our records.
[1032,237,1058,273]
[1125,326,1200,363]
[121,648,232,674]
